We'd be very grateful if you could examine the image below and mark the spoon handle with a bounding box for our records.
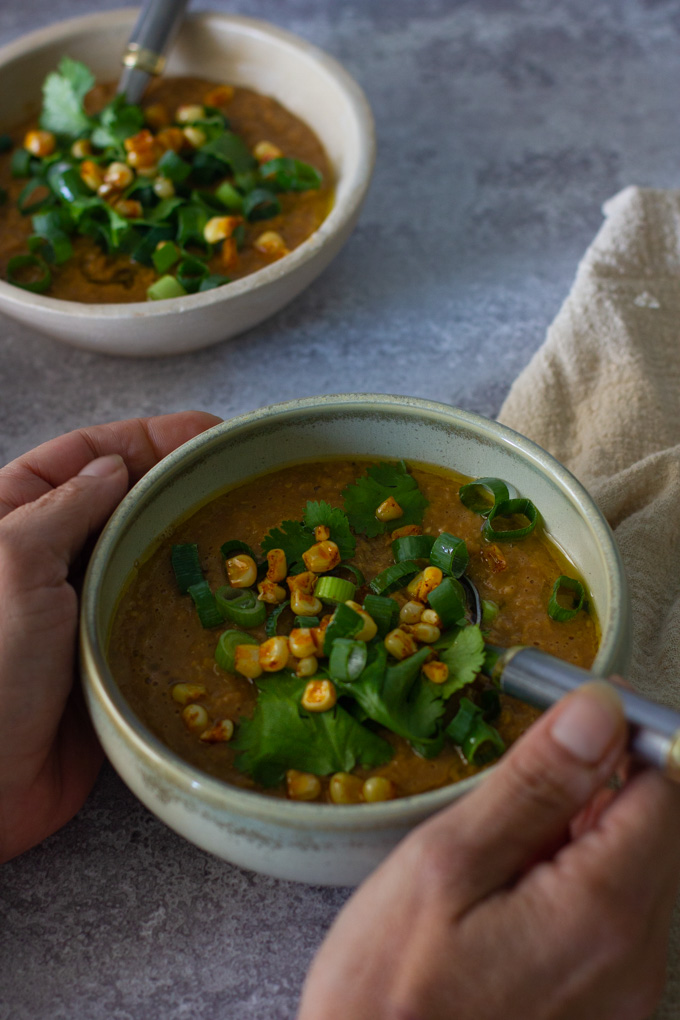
[118,0,190,104]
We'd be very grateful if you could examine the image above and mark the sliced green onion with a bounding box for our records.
[176,204,209,250]
[265,599,290,638]
[323,602,364,655]
[446,697,505,764]
[221,540,258,561]
[147,274,187,301]
[17,178,51,215]
[369,559,421,596]
[131,223,175,265]
[481,599,499,627]
[187,579,224,629]
[171,543,203,593]
[6,254,51,294]
[459,477,511,516]
[483,498,539,542]
[152,240,180,274]
[215,629,258,672]
[294,615,319,629]
[362,594,399,638]
[328,638,367,682]
[11,148,32,177]
[391,534,434,562]
[479,688,502,722]
[176,255,209,293]
[157,149,192,183]
[215,586,266,629]
[199,274,230,291]
[201,131,256,174]
[337,563,365,586]
[430,533,469,578]
[548,575,586,622]
[314,576,356,605]
[214,180,244,211]
[0,134,12,154]
[47,164,90,203]
[242,187,281,221]
[427,576,467,628]
[259,157,322,192]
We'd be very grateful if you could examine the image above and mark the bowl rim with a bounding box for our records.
[0,8,376,322]
[80,393,631,830]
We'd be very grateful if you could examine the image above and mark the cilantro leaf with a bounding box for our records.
[303,501,356,559]
[437,625,485,698]
[90,94,144,151]
[40,57,94,138]
[342,461,429,537]
[261,519,314,574]
[232,675,392,786]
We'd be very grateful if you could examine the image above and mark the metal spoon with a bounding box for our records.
[118,0,190,105]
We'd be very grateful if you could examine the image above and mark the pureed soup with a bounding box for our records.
[0,59,332,303]
[109,459,598,805]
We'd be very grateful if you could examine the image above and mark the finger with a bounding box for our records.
[412,681,627,913]
[0,410,221,519]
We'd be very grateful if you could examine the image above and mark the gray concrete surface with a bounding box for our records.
[2,1,679,1017]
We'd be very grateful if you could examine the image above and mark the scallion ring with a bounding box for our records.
[362,594,399,637]
[328,638,367,682]
[548,575,586,622]
[427,576,467,629]
[429,533,469,578]
[314,576,356,605]
[215,629,258,672]
[459,477,511,516]
[391,534,434,562]
[171,542,203,593]
[482,498,539,542]
[187,579,224,629]
[6,254,51,294]
[215,586,266,628]
[265,600,291,638]
[368,559,421,596]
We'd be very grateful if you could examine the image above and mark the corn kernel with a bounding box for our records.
[329,772,363,805]
[406,566,443,603]
[156,126,185,153]
[421,608,442,627]
[176,103,205,123]
[136,163,160,178]
[204,85,235,107]
[344,601,378,642]
[183,125,207,149]
[234,644,262,679]
[286,769,321,801]
[80,160,104,191]
[171,683,206,705]
[482,543,508,573]
[257,579,287,604]
[97,181,120,202]
[124,129,160,168]
[259,636,290,672]
[70,138,92,159]
[295,655,319,678]
[314,524,331,542]
[24,129,56,158]
[203,215,237,244]
[104,161,135,189]
[404,622,441,644]
[301,679,337,713]
[219,236,239,271]
[362,776,395,802]
[384,628,418,660]
[290,590,323,617]
[391,524,422,540]
[144,102,170,130]
[200,718,234,743]
[288,627,318,659]
[266,548,287,583]
[399,600,424,625]
[302,540,341,574]
[422,661,449,685]
[153,175,175,199]
[287,571,317,595]
[226,554,257,588]
[254,230,289,258]
[375,496,403,522]
[310,627,327,657]
[182,703,209,732]
[253,140,283,163]
[112,198,143,219]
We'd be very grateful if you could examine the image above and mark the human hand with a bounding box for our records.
[0,411,221,863]
[299,682,680,1020]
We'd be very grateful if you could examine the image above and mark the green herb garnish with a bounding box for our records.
[342,461,429,537]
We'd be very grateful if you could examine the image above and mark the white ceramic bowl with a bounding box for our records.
[80,394,631,886]
[0,10,375,356]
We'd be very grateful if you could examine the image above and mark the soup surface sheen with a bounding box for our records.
[109,460,598,801]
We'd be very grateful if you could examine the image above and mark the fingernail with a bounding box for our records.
[551,681,624,763]
[78,454,125,478]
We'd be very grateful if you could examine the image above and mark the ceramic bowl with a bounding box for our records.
[0,11,375,356]
[80,394,631,886]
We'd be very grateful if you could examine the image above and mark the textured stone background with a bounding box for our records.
[1,1,680,1017]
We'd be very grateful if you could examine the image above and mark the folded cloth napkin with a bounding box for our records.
[498,185,680,1018]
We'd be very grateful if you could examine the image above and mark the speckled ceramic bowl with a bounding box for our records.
[0,10,374,356]
[80,394,631,885]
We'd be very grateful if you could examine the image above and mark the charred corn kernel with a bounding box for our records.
[375,496,403,522]
[482,543,507,573]
[286,769,321,801]
[104,161,135,188]
[329,772,363,805]
[153,175,175,199]
[254,230,289,258]
[295,655,319,678]
[204,84,235,107]
[362,776,395,802]
[176,103,205,123]
[144,102,170,130]
[171,682,206,705]
[287,571,317,595]
[290,589,323,617]
[199,718,234,743]
[219,236,239,271]
[399,600,424,624]
[226,554,257,588]
[182,703,209,732]
[314,524,331,542]
[384,628,418,660]
[183,125,207,149]
[257,579,287,604]
[310,627,327,657]
[407,566,443,603]
[422,661,449,684]
[259,636,290,672]
[391,524,422,540]
[302,540,341,574]
[24,129,56,157]
[302,679,337,713]
[80,160,104,191]
[204,215,236,244]
[288,627,318,659]
[234,644,263,679]
[70,138,91,159]
[136,162,160,178]
[97,181,120,202]
[421,608,442,627]
[344,601,378,642]
[253,140,283,163]
[266,548,287,582]
[124,129,160,168]
[112,198,143,219]
[406,622,441,644]
[156,126,185,152]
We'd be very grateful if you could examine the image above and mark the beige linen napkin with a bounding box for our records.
[498,185,680,1018]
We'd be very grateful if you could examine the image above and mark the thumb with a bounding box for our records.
[421,681,627,912]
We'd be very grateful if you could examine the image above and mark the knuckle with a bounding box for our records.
[501,739,586,816]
